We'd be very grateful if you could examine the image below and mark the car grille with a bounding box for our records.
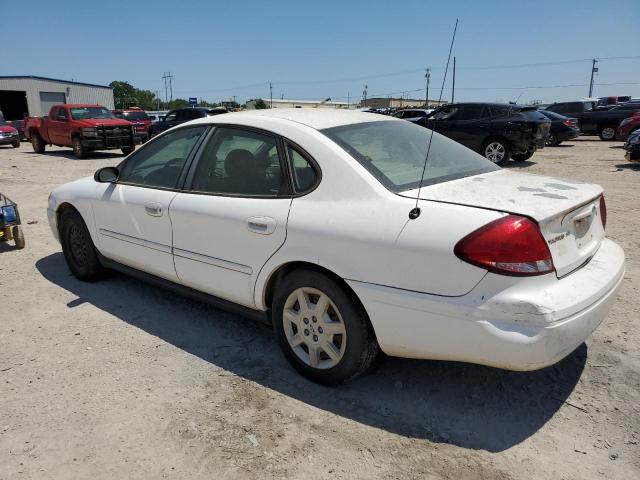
[97,125,134,147]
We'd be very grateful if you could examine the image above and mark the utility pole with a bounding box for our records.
[424,68,431,108]
[233,95,237,106]
[269,81,273,108]
[588,59,598,97]
[347,92,350,109]
[452,57,456,103]
[162,72,173,102]
[155,90,160,110]
[162,73,169,103]
[363,84,368,107]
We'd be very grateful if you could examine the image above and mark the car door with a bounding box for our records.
[158,110,181,133]
[424,105,460,139]
[451,105,489,150]
[169,126,294,308]
[92,125,208,280]
[49,107,70,145]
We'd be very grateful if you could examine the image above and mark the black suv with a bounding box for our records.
[416,103,551,165]
[148,107,227,138]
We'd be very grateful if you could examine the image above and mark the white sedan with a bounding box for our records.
[47,109,625,384]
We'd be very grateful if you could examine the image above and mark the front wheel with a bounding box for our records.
[482,139,511,165]
[72,137,88,159]
[121,146,134,155]
[11,140,20,148]
[31,133,45,153]
[12,226,25,249]
[272,270,379,385]
[599,126,616,141]
[59,208,104,281]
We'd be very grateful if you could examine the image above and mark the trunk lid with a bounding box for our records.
[401,170,605,277]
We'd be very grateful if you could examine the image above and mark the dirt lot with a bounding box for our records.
[0,137,638,480]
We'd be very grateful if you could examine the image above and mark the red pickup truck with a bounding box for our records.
[25,104,143,158]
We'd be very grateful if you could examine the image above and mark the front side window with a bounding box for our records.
[430,106,459,121]
[56,108,68,120]
[118,126,207,188]
[164,111,178,122]
[190,127,287,196]
[459,105,488,120]
[322,120,499,192]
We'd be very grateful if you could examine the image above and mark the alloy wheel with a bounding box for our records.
[485,142,506,163]
[282,287,347,369]
[68,224,89,268]
[601,127,615,140]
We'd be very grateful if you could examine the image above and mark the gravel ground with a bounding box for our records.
[0,137,638,480]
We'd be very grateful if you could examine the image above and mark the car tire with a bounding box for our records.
[12,226,25,249]
[31,133,45,153]
[72,137,88,159]
[545,133,558,147]
[59,208,105,281]
[512,150,534,161]
[481,138,511,165]
[121,147,134,155]
[272,269,379,385]
[599,126,616,141]
[11,140,20,148]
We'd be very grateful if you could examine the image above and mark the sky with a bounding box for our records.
[3,0,640,105]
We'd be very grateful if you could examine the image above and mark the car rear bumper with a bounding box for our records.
[557,129,580,142]
[348,238,625,371]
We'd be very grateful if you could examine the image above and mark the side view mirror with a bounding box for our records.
[94,166,119,183]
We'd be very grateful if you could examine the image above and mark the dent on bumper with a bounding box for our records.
[348,238,625,370]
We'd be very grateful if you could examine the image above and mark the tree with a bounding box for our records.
[252,98,268,109]
[110,80,161,110]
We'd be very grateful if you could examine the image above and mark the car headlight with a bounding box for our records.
[11,130,18,136]
[82,127,98,136]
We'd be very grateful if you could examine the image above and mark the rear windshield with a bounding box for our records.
[70,107,114,120]
[122,111,150,121]
[322,120,499,192]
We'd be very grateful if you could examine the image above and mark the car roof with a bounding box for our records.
[194,108,402,130]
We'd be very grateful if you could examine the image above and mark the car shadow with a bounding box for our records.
[502,160,537,169]
[550,144,575,148]
[35,252,586,453]
[18,150,123,160]
[0,241,20,253]
[615,163,640,171]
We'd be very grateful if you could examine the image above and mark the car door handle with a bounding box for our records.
[144,202,163,217]
[247,216,276,235]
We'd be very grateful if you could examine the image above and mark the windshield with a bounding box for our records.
[322,120,499,192]
[123,111,150,121]
[70,107,114,120]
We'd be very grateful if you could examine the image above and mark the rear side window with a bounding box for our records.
[288,146,318,192]
[489,105,510,117]
[322,120,498,192]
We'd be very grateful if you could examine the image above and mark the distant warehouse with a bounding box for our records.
[0,76,114,120]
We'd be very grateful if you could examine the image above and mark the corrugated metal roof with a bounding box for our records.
[0,76,112,89]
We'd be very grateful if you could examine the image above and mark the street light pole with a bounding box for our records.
[588,59,598,98]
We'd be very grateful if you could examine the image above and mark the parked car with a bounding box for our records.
[392,108,433,124]
[624,128,640,162]
[112,107,152,142]
[417,103,551,165]
[148,107,227,138]
[616,113,640,141]
[7,119,26,140]
[46,109,624,385]
[0,120,20,148]
[538,110,580,146]
[597,96,631,107]
[545,100,640,140]
[25,104,144,158]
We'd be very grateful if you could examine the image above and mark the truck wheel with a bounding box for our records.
[599,126,616,141]
[12,226,25,249]
[121,146,134,155]
[31,133,45,153]
[481,138,511,165]
[59,208,104,281]
[72,137,88,159]
[272,269,379,385]
[11,140,20,148]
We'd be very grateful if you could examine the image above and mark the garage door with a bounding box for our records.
[39,92,66,116]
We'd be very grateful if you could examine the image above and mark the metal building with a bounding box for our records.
[0,76,114,120]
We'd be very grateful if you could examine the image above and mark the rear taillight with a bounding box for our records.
[563,119,573,127]
[454,215,554,276]
[599,196,607,229]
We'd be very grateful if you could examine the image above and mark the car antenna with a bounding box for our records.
[409,18,458,220]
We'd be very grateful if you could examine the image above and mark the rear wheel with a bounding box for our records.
[59,208,104,281]
[512,150,534,161]
[31,133,45,153]
[482,138,511,165]
[11,140,20,148]
[121,146,134,155]
[599,126,616,141]
[12,226,25,249]
[72,137,88,159]
[272,270,379,385]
